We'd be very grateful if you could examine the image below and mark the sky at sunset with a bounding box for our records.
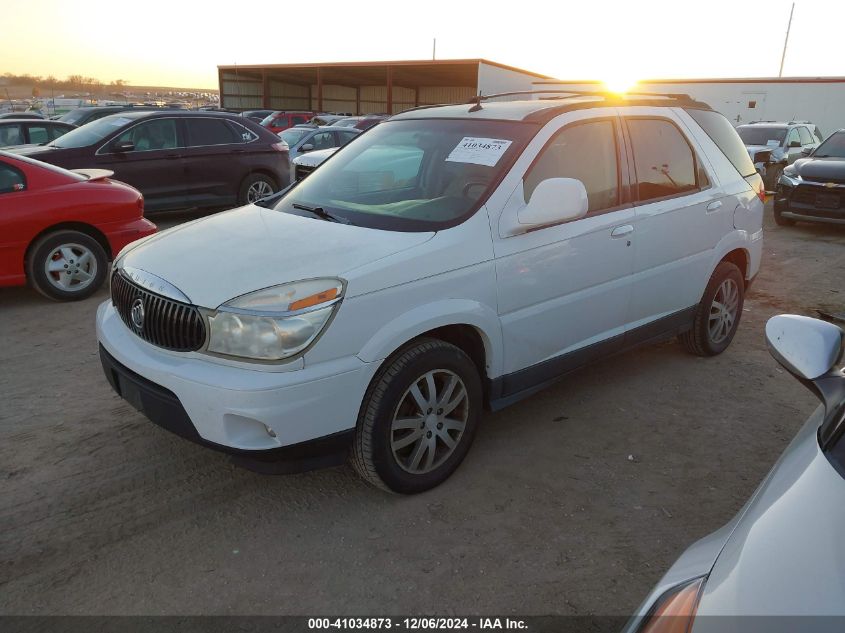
[5,0,845,90]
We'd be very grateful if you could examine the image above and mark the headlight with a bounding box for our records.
[205,278,344,361]
[635,576,707,633]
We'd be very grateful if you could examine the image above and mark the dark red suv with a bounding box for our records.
[10,111,289,212]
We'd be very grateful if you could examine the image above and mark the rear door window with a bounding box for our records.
[27,125,50,144]
[523,119,620,213]
[338,130,358,145]
[309,131,337,151]
[626,118,699,203]
[785,128,800,147]
[49,126,70,141]
[685,109,757,177]
[292,115,309,126]
[186,118,239,146]
[0,162,26,193]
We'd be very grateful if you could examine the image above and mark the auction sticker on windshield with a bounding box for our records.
[446,137,512,167]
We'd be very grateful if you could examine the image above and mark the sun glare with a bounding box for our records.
[603,76,639,95]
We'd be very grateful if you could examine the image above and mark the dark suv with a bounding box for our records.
[774,129,845,227]
[10,111,289,212]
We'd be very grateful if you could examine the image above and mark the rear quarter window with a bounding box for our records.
[685,108,757,177]
[0,162,27,193]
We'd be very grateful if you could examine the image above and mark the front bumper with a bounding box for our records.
[775,179,845,225]
[96,300,375,473]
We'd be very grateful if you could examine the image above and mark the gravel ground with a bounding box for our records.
[1,202,843,616]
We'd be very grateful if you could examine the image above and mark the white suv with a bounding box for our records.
[97,92,764,493]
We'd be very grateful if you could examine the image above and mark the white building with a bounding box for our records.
[534,77,845,137]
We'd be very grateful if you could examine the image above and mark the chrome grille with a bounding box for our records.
[111,271,206,352]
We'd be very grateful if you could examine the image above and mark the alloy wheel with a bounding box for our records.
[44,243,97,292]
[247,179,273,203]
[708,278,739,345]
[390,369,469,475]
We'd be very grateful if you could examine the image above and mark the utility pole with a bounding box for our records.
[432,38,436,61]
[779,2,795,77]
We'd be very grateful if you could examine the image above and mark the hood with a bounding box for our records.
[787,157,845,182]
[294,147,338,167]
[695,407,845,617]
[119,204,434,308]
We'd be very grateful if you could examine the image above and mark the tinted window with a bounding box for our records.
[0,124,24,147]
[0,162,26,193]
[115,119,179,151]
[227,121,257,143]
[27,125,50,144]
[813,132,845,158]
[292,115,309,125]
[309,131,337,151]
[524,120,619,213]
[798,127,813,145]
[49,125,70,141]
[187,118,239,146]
[627,118,698,202]
[339,130,358,145]
[686,109,757,178]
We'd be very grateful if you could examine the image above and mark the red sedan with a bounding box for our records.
[0,151,156,301]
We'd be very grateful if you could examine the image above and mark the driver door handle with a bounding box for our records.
[611,225,634,238]
[706,200,723,213]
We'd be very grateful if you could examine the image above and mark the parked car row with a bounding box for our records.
[737,120,824,190]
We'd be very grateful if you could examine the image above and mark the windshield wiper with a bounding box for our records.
[292,202,350,224]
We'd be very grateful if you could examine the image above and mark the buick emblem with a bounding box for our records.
[130,298,145,330]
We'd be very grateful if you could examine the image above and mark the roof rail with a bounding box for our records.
[788,120,812,124]
[465,89,695,112]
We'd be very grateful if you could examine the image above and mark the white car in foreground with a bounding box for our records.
[625,315,845,632]
[97,92,764,493]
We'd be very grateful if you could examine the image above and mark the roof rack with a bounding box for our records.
[788,120,813,125]
[465,89,695,112]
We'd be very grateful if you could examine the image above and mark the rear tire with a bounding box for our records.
[680,261,745,357]
[351,338,482,494]
[27,230,108,301]
[239,173,277,205]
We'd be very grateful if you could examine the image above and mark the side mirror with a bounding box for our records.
[113,140,135,153]
[300,143,314,153]
[801,147,813,156]
[789,140,802,148]
[766,315,845,446]
[518,178,588,228]
[766,315,843,381]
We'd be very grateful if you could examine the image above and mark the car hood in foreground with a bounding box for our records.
[118,204,434,308]
[787,157,845,182]
[694,406,845,618]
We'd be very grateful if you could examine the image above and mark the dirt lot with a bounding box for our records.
[1,203,843,616]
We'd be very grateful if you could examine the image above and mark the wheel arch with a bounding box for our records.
[25,222,113,267]
[356,299,503,382]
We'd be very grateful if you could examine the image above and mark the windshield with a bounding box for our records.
[273,118,535,232]
[812,131,845,158]
[279,127,311,145]
[49,115,132,148]
[261,113,280,126]
[58,109,93,125]
[737,126,787,146]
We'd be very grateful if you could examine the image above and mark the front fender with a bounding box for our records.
[355,298,503,378]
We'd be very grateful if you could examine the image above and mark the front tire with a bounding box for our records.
[239,173,277,205]
[680,261,745,356]
[351,338,482,494]
[27,230,108,301]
